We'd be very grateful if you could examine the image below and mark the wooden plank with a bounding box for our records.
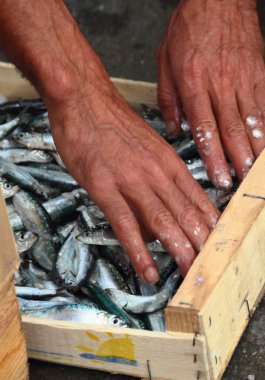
[166,149,265,379]
[0,283,29,380]
[22,316,209,380]
[0,189,19,297]
[0,62,157,108]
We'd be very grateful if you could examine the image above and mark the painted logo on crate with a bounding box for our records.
[76,332,137,366]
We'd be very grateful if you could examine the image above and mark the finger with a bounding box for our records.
[123,185,197,276]
[181,91,232,189]
[237,90,265,157]
[150,173,210,251]
[157,39,183,137]
[255,81,265,116]
[215,93,255,181]
[170,156,220,229]
[95,190,159,283]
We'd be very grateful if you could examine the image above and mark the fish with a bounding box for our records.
[0,148,53,163]
[205,188,234,210]
[105,269,182,314]
[13,190,57,271]
[134,275,165,332]
[172,136,198,160]
[0,158,51,199]
[82,282,140,329]
[0,138,21,149]
[77,229,166,252]
[19,165,78,191]
[89,258,130,292]
[0,177,20,198]
[0,112,24,140]
[20,303,128,326]
[51,152,66,168]
[15,231,38,254]
[78,204,109,230]
[54,226,96,291]
[15,286,58,299]
[0,98,45,116]
[12,131,56,151]
[98,246,131,278]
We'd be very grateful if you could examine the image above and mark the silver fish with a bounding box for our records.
[0,177,20,198]
[51,152,66,168]
[106,269,181,314]
[16,286,57,299]
[15,231,38,254]
[12,132,56,151]
[13,190,57,271]
[0,149,53,163]
[0,114,20,140]
[20,303,128,327]
[77,229,166,252]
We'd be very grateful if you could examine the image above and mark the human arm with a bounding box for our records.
[0,0,219,281]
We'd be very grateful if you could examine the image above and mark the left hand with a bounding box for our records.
[157,0,265,187]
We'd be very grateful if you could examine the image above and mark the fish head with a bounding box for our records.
[15,231,38,253]
[29,150,52,162]
[0,178,20,198]
[108,314,128,328]
[12,132,33,145]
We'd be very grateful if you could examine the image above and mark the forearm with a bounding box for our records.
[0,0,110,103]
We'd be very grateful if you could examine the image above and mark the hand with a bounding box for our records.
[157,0,265,187]
[46,71,219,282]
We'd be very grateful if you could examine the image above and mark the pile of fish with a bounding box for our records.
[0,99,235,331]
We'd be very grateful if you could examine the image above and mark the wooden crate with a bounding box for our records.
[0,188,28,380]
[0,62,265,380]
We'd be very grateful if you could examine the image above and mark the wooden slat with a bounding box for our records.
[0,62,157,108]
[0,189,19,297]
[0,284,29,380]
[22,316,209,380]
[166,149,265,379]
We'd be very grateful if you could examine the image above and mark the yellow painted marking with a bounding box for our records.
[96,337,135,361]
[85,332,100,342]
[106,332,113,337]
[93,360,106,365]
[76,345,94,353]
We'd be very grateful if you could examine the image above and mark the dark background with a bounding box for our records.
[1,1,264,379]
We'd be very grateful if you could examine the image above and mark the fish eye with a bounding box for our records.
[19,232,26,241]
[4,182,12,190]
[111,317,120,325]
[18,132,25,138]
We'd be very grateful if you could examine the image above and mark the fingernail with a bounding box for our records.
[165,120,177,136]
[143,265,159,283]
[216,172,233,189]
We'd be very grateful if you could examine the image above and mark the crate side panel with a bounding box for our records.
[22,317,210,380]
[0,283,29,380]
[0,62,157,108]
[166,149,265,332]
[199,205,265,380]
[0,189,19,293]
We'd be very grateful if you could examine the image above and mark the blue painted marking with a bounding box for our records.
[28,348,74,358]
[80,353,137,366]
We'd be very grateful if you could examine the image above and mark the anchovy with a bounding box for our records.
[13,190,57,271]
[0,98,45,115]
[0,148,52,163]
[173,136,198,160]
[0,158,51,199]
[106,269,182,314]
[16,286,58,299]
[78,205,109,230]
[205,188,234,210]
[19,165,78,191]
[20,303,128,326]
[134,275,165,332]
[12,132,56,151]
[0,114,21,140]
[77,229,166,252]
[82,282,140,329]
[0,177,20,198]
[89,258,130,292]
[15,231,38,254]
[57,221,76,242]
[98,246,131,278]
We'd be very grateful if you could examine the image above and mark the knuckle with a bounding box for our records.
[116,214,137,235]
[178,204,198,228]
[225,121,244,138]
[193,121,216,135]
[151,208,173,229]
[158,90,174,108]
